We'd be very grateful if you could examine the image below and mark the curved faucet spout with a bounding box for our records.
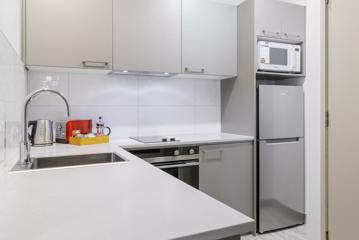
[23,88,71,163]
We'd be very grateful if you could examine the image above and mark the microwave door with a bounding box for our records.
[258,43,289,72]
[270,47,288,68]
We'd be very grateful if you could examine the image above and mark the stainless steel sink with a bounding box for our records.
[11,152,127,171]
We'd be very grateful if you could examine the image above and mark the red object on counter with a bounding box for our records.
[66,120,92,142]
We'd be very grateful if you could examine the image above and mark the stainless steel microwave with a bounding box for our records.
[257,41,301,73]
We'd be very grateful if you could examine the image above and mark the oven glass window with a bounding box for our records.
[162,165,199,189]
[270,47,288,65]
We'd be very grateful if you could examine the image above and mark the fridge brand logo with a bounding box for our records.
[280,92,287,96]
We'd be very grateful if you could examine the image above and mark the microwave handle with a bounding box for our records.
[288,50,294,70]
[290,47,301,72]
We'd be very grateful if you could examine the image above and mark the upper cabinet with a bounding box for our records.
[255,0,305,41]
[26,0,113,69]
[255,0,281,38]
[24,0,237,78]
[280,2,305,42]
[182,0,237,77]
[113,0,182,73]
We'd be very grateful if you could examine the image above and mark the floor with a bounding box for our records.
[242,226,307,240]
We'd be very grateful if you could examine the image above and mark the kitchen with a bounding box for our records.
[0,0,331,239]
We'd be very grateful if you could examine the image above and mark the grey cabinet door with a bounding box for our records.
[182,0,237,76]
[280,2,306,41]
[26,0,112,69]
[199,142,254,218]
[255,0,305,41]
[255,0,282,38]
[258,85,304,140]
[259,139,305,233]
[113,0,181,73]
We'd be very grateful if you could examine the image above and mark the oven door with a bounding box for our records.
[154,161,199,189]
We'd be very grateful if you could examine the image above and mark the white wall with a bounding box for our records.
[303,1,326,239]
[0,0,22,56]
[27,72,221,138]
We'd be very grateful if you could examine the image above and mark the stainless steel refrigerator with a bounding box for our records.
[257,85,305,233]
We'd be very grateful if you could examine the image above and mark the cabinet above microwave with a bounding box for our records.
[255,0,306,42]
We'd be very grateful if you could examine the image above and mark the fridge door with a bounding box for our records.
[258,85,304,140]
[259,138,305,233]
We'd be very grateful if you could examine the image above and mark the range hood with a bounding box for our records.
[110,70,176,77]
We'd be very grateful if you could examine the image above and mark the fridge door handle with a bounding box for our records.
[262,138,300,145]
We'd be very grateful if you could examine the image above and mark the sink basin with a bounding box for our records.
[11,153,127,171]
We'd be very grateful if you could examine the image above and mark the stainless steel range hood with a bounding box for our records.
[110,70,176,77]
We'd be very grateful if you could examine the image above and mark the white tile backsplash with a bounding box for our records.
[71,106,138,138]
[5,101,23,169]
[27,71,222,137]
[69,74,138,106]
[27,71,69,105]
[139,106,195,136]
[138,77,195,106]
[194,106,221,133]
[194,79,221,106]
[28,106,70,122]
[0,31,26,172]
[0,101,5,165]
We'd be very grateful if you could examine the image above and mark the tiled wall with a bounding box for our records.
[0,31,26,172]
[27,72,221,138]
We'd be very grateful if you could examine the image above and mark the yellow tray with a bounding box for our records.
[69,136,109,146]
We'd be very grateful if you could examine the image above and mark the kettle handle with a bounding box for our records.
[28,121,37,144]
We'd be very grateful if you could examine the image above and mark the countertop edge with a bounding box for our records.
[119,135,255,150]
[174,221,255,240]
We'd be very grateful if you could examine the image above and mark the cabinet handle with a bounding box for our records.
[184,67,205,74]
[82,61,109,69]
[263,138,300,145]
[284,33,301,40]
[262,30,281,38]
[201,149,223,162]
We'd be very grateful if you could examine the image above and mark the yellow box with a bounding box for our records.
[69,136,109,146]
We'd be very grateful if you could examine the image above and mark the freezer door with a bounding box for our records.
[259,85,304,139]
[259,138,305,233]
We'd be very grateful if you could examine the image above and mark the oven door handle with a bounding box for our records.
[156,162,199,169]
[143,155,199,163]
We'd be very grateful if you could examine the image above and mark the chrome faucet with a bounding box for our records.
[22,88,71,164]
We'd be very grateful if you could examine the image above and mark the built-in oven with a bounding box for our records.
[129,146,199,189]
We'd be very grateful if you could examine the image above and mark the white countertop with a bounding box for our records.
[0,133,254,240]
